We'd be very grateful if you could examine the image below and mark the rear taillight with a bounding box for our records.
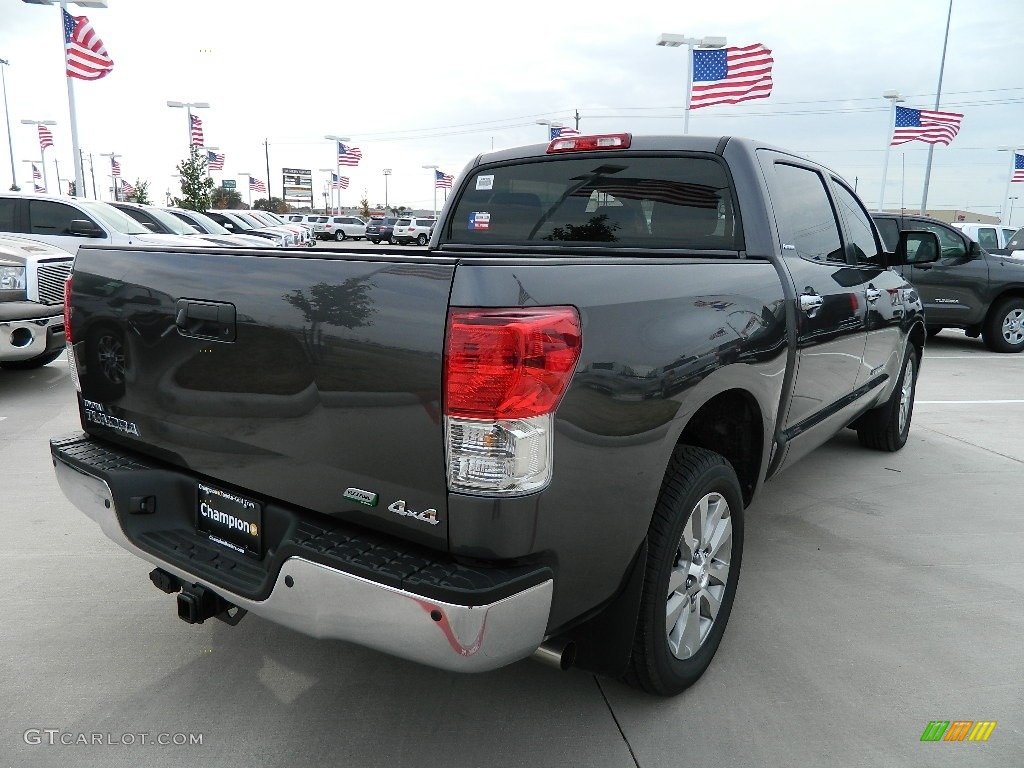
[63,276,72,343]
[546,133,631,153]
[443,307,581,495]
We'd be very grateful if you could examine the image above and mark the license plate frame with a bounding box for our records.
[196,482,262,557]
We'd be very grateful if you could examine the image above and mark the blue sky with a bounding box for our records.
[1,0,1021,221]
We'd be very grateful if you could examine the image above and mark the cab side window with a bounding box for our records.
[976,228,997,250]
[912,220,967,259]
[773,163,845,263]
[29,201,96,235]
[0,198,19,232]
[831,182,881,264]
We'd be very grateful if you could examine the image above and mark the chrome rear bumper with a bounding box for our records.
[54,456,553,673]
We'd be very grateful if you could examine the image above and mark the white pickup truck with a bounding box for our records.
[0,236,73,369]
[951,222,1018,255]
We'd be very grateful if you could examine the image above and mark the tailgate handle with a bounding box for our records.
[175,299,236,341]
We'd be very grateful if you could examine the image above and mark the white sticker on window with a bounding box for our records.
[475,175,494,191]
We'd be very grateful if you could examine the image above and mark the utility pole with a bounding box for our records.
[88,152,97,198]
[575,108,580,131]
[264,139,271,201]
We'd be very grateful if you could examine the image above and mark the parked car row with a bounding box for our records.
[285,214,368,241]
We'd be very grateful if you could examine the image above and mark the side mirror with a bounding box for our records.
[887,230,940,266]
[968,240,983,257]
[67,219,105,238]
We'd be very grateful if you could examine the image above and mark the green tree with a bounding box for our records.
[211,186,245,209]
[171,146,215,212]
[283,279,375,362]
[253,197,288,213]
[359,196,371,219]
[124,179,151,205]
[388,205,409,217]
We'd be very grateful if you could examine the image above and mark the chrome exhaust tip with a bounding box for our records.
[531,638,576,671]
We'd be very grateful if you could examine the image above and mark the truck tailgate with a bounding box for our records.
[69,247,457,550]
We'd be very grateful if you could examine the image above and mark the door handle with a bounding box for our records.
[865,287,881,303]
[799,292,824,316]
[175,299,236,341]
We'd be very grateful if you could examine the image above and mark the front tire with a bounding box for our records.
[856,345,917,451]
[334,230,346,241]
[625,446,744,697]
[982,298,1024,353]
[370,239,380,245]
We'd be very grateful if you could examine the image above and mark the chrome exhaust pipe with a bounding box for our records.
[531,638,576,671]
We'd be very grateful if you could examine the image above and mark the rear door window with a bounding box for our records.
[0,198,18,231]
[873,217,900,251]
[771,164,843,263]
[445,155,740,250]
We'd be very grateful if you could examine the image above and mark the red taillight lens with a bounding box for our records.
[444,307,582,420]
[63,276,72,343]
[546,133,632,153]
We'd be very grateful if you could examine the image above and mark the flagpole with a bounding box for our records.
[54,158,62,194]
[878,91,902,211]
[88,152,97,199]
[1001,148,1018,224]
[920,0,953,215]
[58,2,86,198]
[40,146,50,193]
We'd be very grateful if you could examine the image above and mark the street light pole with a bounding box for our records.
[0,59,17,191]
[422,164,438,218]
[656,33,727,135]
[318,167,335,214]
[920,0,954,215]
[21,118,57,193]
[324,134,350,215]
[166,100,210,154]
[383,168,392,211]
[878,90,903,212]
[99,151,120,200]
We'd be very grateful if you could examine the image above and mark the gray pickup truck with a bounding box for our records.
[0,236,72,369]
[50,134,937,696]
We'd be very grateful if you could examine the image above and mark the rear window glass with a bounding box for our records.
[396,219,412,226]
[444,156,740,250]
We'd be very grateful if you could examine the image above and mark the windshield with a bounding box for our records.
[170,209,231,234]
[445,155,740,250]
[80,201,151,235]
[141,207,201,235]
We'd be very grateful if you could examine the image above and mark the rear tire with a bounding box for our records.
[624,446,744,697]
[982,298,1024,353]
[0,349,63,370]
[335,230,346,241]
[856,345,917,451]
[370,239,380,244]
[417,234,428,246]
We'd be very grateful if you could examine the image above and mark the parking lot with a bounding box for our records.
[1,330,1021,767]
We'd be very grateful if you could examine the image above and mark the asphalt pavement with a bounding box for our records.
[1,329,1021,767]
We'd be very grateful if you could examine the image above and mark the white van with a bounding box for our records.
[0,193,204,255]
[950,222,1018,255]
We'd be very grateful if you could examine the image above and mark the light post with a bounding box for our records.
[878,90,904,212]
[656,33,727,135]
[319,167,336,214]
[20,119,57,194]
[536,119,565,141]
[422,164,438,218]
[0,58,17,191]
[1010,196,1020,228]
[382,168,392,211]
[23,0,110,196]
[324,134,350,215]
[997,146,1020,225]
[166,100,210,154]
[99,151,120,200]
[236,172,251,208]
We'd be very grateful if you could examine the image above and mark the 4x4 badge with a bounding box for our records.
[388,500,440,526]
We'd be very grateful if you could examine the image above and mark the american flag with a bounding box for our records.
[338,142,362,166]
[207,150,225,171]
[38,125,54,151]
[890,106,963,146]
[63,9,114,81]
[549,126,581,140]
[32,164,42,182]
[691,43,773,110]
[190,114,204,147]
[110,158,121,177]
[121,180,135,197]
[569,178,722,209]
[1012,153,1024,183]
[34,184,45,193]
[249,176,266,194]
[435,169,453,189]
[331,173,349,190]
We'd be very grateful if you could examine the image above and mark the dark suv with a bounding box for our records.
[872,212,1024,352]
[365,217,398,244]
